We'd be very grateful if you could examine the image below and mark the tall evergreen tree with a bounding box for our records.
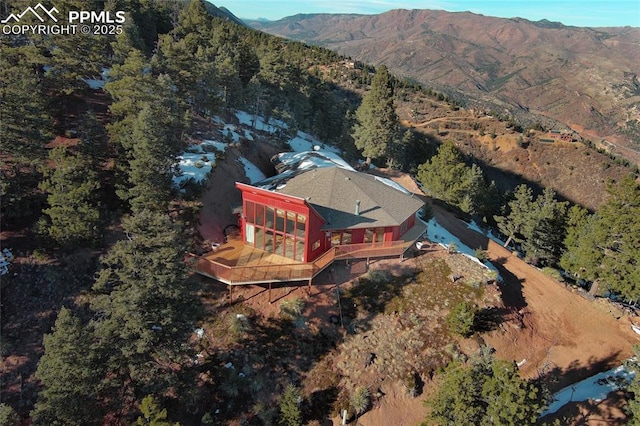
[0,41,51,160]
[418,141,478,208]
[495,185,568,265]
[351,65,400,164]
[32,307,105,425]
[38,147,102,247]
[561,176,640,299]
[119,103,179,212]
[91,210,195,405]
[426,351,542,425]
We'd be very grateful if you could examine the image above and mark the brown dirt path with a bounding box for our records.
[430,204,639,389]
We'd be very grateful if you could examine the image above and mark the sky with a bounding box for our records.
[218,0,640,27]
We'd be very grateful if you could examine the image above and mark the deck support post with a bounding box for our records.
[229,285,233,304]
[268,282,272,304]
[307,278,312,297]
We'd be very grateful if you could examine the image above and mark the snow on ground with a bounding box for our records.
[424,217,501,279]
[465,219,507,246]
[237,157,266,183]
[174,140,230,188]
[82,68,109,90]
[235,111,282,134]
[222,124,242,142]
[174,153,216,187]
[541,364,635,417]
[1,248,14,276]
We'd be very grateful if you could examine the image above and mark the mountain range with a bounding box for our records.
[248,9,640,164]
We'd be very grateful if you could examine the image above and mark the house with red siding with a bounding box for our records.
[194,154,426,287]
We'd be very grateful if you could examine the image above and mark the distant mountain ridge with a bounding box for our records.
[249,9,640,162]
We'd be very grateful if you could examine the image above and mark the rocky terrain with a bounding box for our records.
[250,9,640,164]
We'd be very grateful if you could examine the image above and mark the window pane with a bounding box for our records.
[364,229,374,243]
[331,232,341,246]
[286,211,296,234]
[265,230,274,252]
[342,231,352,245]
[256,204,265,226]
[275,233,284,256]
[375,228,384,243]
[296,214,306,237]
[295,239,305,262]
[276,209,285,232]
[265,207,274,228]
[285,236,295,259]
[255,227,265,249]
[245,201,255,223]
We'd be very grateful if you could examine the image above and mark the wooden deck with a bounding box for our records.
[191,221,427,286]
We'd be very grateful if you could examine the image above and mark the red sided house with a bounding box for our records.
[194,163,426,287]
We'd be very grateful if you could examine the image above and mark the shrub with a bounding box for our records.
[541,267,564,282]
[474,248,488,262]
[279,385,302,426]
[446,301,476,337]
[280,297,304,321]
[350,386,370,418]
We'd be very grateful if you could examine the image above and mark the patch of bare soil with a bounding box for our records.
[197,160,637,424]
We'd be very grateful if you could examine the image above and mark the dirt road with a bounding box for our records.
[431,204,638,389]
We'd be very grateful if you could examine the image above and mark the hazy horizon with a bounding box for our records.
[219,0,640,28]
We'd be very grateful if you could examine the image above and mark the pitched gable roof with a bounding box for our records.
[270,167,424,230]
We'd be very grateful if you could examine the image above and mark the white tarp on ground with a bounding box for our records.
[541,364,635,417]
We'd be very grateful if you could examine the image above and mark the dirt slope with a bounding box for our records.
[431,204,638,389]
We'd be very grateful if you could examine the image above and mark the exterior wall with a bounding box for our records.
[237,183,316,263]
[304,206,327,262]
[235,183,421,264]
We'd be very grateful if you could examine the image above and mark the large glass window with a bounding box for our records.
[243,201,307,261]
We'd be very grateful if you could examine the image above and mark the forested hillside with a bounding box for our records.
[1,0,639,424]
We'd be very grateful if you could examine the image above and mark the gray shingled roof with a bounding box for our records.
[271,167,424,230]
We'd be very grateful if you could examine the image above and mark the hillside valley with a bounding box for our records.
[1,0,639,424]
[249,9,640,165]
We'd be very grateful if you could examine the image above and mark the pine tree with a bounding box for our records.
[91,210,195,404]
[38,147,102,247]
[351,65,400,164]
[135,395,178,426]
[0,41,51,160]
[119,103,178,213]
[561,176,640,299]
[494,184,535,249]
[426,352,542,425]
[417,141,471,206]
[279,385,302,426]
[32,307,104,425]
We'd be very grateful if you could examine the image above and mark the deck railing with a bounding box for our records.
[192,224,425,285]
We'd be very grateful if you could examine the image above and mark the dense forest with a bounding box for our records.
[1,0,639,424]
